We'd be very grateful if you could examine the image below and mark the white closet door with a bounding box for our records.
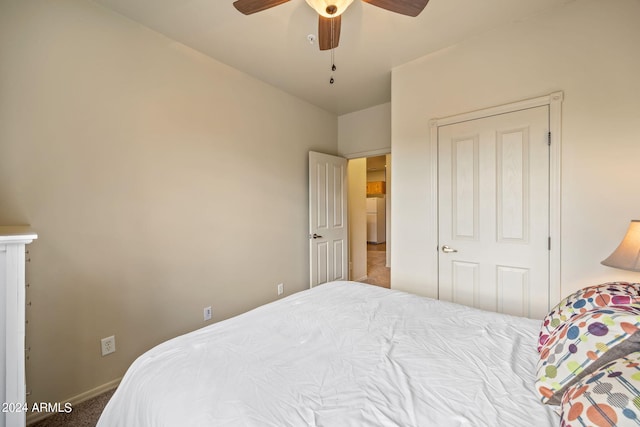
[438,106,550,319]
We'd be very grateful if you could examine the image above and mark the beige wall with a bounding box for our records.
[338,102,391,158]
[367,170,386,182]
[0,0,337,407]
[385,153,391,268]
[347,159,367,281]
[391,0,640,297]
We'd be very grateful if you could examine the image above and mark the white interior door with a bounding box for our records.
[309,151,348,287]
[438,106,550,319]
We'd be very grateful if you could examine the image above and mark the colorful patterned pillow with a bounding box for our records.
[560,352,640,426]
[536,306,640,405]
[538,282,640,352]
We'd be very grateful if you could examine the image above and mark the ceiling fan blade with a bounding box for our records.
[233,0,290,15]
[362,0,429,17]
[318,15,341,51]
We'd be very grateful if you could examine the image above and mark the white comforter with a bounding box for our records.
[98,281,557,426]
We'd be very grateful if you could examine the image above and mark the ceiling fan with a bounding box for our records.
[233,0,430,50]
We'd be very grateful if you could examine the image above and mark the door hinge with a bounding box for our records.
[548,237,551,250]
[547,131,551,146]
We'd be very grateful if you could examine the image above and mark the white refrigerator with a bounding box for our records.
[366,196,386,244]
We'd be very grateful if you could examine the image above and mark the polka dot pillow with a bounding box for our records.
[536,305,640,405]
[538,282,640,352]
[561,352,640,427]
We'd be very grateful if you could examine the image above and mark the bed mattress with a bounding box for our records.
[98,281,557,426]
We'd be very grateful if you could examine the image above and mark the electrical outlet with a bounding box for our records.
[204,306,212,321]
[101,336,116,356]
[277,283,284,296]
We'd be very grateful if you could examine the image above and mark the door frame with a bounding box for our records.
[428,91,563,310]
[343,150,392,274]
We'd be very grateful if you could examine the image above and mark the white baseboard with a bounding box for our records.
[26,377,121,425]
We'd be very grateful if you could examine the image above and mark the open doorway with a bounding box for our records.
[347,154,390,288]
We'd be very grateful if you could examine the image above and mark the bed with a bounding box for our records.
[97,281,557,426]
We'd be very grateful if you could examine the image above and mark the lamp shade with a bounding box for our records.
[601,220,640,272]
[305,0,354,17]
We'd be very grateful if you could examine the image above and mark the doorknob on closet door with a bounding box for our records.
[311,233,323,239]
[441,245,458,253]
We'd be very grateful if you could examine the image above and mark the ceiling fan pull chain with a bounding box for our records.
[329,17,335,84]
[329,52,335,84]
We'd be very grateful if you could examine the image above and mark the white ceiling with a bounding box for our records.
[93,0,573,115]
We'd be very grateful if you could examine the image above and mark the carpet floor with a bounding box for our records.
[361,243,390,288]
[28,389,115,427]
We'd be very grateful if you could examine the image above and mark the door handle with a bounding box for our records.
[311,233,323,239]
[441,245,458,253]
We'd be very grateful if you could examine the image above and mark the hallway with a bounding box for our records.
[361,243,390,288]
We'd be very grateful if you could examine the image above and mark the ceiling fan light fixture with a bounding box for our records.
[305,0,354,18]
